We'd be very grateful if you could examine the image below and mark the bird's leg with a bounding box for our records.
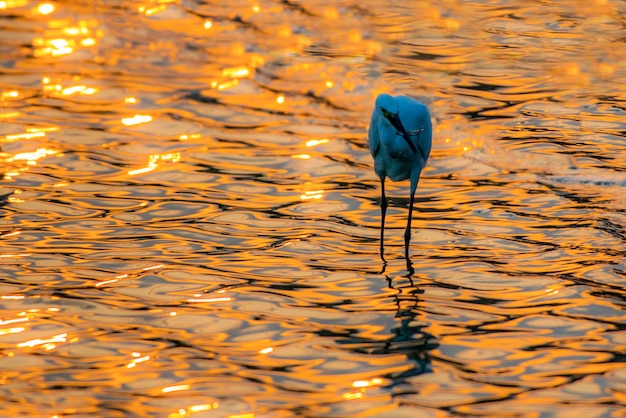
[404,178,418,269]
[379,178,388,261]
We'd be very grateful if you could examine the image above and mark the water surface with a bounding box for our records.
[1,0,625,416]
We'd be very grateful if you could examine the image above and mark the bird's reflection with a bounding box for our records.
[336,269,437,386]
[378,271,436,382]
[378,237,415,275]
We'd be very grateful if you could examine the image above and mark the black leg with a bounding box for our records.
[404,180,417,270]
[380,178,387,262]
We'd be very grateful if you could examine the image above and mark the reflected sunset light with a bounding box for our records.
[3,146,58,179]
[0,327,25,336]
[0,0,27,9]
[126,354,150,369]
[35,2,54,14]
[8,148,58,163]
[122,114,153,126]
[352,377,384,388]
[0,111,20,119]
[217,80,239,91]
[1,0,624,416]
[128,153,180,175]
[162,384,190,393]
[186,297,232,303]
[1,91,19,99]
[223,66,250,79]
[300,190,324,200]
[342,391,364,400]
[291,153,310,159]
[61,85,97,95]
[168,403,220,418]
[305,139,329,147]
[4,132,46,141]
[17,333,67,348]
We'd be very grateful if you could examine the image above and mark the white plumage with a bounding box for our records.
[368,93,432,264]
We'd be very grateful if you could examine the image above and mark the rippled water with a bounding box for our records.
[1,0,625,416]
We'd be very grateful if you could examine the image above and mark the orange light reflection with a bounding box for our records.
[138,4,167,16]
[61,85,97,95]
[222,66,250,78]
[18,333,67,348]
[27,126,59,133]
[186,297,232,303]
[217,80,239,91]
[95,278,118,287]
[300,190,324,200]
[35,3,54,14]
[142,264,164,271]
[0,327,25,336]
[122,114,152,126]
[162,384,190,393]
[179,133,201,141]
[5,132,46,141]
[128,154,180,176]
[0,0,27,9]
[7,148,58,163]
[305,139,329,147]
[342,391,363,400]
[352,377,383,388]
[1,91,19,99]
[126,354,150,368]
[168,403,220,418]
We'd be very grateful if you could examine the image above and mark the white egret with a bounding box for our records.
[368,93,432,264]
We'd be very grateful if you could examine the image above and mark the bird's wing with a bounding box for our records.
[397,96,433,160]
[368,109,381,158]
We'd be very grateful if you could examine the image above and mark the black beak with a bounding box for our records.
[388,113,417,154]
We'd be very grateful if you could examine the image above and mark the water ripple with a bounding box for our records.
[1,0,625,416]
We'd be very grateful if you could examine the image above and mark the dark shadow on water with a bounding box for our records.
[380,273,437,383]
[0,190,11,209]
[335,269,437,387]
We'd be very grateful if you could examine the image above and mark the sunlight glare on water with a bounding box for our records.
[0,0,625,416]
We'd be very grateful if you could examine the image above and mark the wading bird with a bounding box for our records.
[368,93,432,267]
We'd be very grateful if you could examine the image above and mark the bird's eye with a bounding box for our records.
[381,109,391,117]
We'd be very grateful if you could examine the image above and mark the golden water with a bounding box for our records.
[1,0,625,416]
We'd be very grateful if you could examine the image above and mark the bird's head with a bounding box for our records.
[375,94,418,154]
